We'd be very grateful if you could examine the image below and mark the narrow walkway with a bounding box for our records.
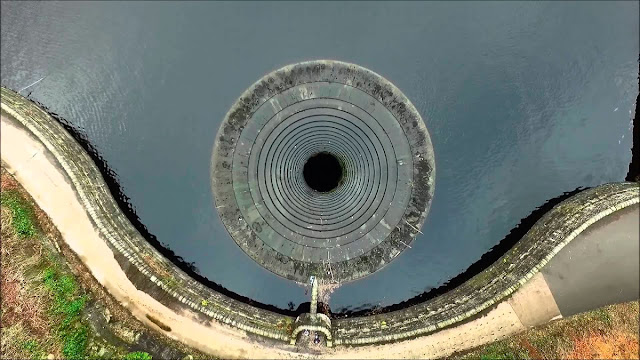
[543,203,639,316]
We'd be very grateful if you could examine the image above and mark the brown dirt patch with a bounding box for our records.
[567,331,639,359]
[518,338,543,359]
[0,276,21,325]
[1,170,19,190]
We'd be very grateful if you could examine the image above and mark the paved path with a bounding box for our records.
[542,203,639,316]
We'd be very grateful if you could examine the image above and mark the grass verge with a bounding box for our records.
[1,189,36,237]
[1,168,213,359]
[1,187,94,359]
[1,175,153,360]
[454,301,639,359]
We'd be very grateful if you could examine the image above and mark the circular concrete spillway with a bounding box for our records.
[211,60,435,283]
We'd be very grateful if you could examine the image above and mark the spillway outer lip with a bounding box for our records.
[211,60,435,283]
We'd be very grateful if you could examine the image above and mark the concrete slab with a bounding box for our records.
[508,272,561,327]
[542,203,640,316]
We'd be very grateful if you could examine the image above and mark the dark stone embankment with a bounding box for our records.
[625,59,639,182]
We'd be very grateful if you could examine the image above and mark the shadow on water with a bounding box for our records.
[21,94,301,317]
[625,58,639,183]
[332,186,588,317]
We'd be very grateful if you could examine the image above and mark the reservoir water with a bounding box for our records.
[1,1,637,311]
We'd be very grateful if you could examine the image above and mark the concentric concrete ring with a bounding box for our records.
[211,60,435,283]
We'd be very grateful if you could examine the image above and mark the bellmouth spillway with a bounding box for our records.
[211,60,436,283]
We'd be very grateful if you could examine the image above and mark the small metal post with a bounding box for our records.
[309,276,317,315]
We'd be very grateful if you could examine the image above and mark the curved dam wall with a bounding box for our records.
[1,86,638,355]
[0,87,295,343]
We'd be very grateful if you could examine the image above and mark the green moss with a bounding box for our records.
[62,327,88,359]
[21,338,45,359]
[1,190,36,237]
[21,339,39,352]
[158,274,179,289]
[42,265,90,359]
[472,342,529,360]
[123,351,153,360]
[275,317,294,332]
[43,268,88,320]
[591,307,613,326]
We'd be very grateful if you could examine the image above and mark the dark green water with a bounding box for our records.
[1,1,637,311]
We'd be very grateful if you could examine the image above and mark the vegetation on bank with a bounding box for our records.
[1,177,152,360]
[454,301,639,359]
[122,352,153,360]
[2,189,89,359]
[1,190,36,237]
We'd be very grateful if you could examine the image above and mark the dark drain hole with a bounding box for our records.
[303,152,343,192]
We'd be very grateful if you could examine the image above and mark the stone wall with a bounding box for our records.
[1,87,294,343]
[332,182,638,345]
[2,86,638,349]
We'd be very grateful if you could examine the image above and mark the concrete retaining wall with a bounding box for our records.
[0,87,294,342]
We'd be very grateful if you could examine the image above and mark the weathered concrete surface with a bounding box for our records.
[542,203,640,317]
[211,60,436,283]
[325,302,527,359]
[507,272,561,328]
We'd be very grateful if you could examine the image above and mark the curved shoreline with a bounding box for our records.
[1,88,299,358]
[1,86,638,357]
[20,90,301,318]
